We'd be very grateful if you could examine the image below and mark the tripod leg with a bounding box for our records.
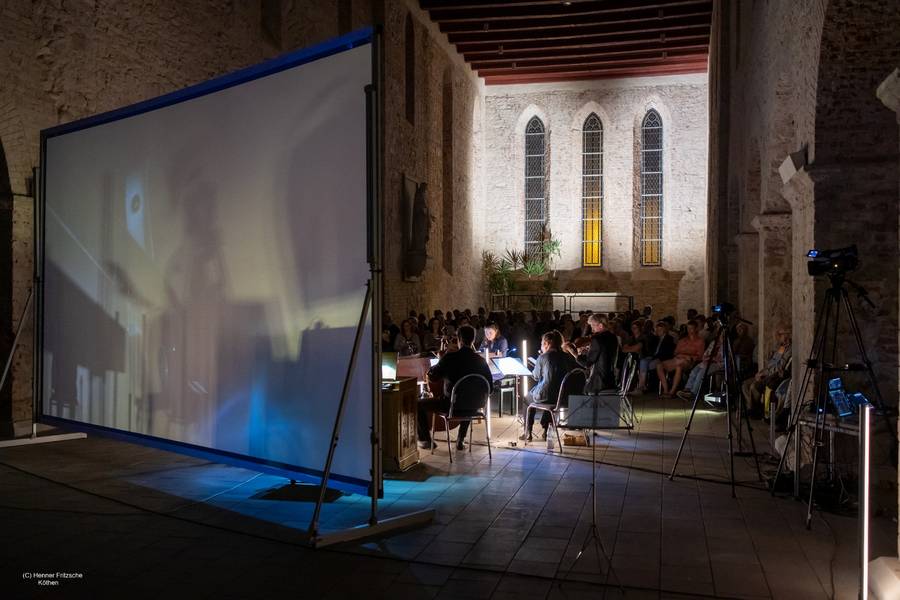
[724,380,736,498]
[726,337,763,482]
[669,361,711,480]
[771,289,833,494]
[806,289,839,528]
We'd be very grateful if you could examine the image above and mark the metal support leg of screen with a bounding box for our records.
[307,280,433,547]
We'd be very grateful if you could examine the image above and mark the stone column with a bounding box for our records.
[752,213,792,366]
[734,231,759,334]
[876,67,900,557]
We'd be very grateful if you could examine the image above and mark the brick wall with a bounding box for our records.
[379,0,486,318]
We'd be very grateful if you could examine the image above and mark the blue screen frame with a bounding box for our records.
[37,27,379,496]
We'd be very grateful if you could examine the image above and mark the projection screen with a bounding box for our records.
[39,30,376,492]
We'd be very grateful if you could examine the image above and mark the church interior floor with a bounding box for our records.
[1,394,894,599]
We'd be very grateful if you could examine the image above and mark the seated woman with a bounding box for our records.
[478,322,508,357]
[519,330,576,442]
[422,317,443,353]
[657,319,705,397]
[394,318,422,356]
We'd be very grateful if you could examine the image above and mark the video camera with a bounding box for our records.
[807,245,858,277]
[710,302,736,325]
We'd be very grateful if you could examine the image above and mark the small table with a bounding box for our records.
[793,412,859,498]
[382,377,419,472]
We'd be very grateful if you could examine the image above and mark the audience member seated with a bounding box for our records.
[638,321,675,392]
[562,314,618,392]
[394,318,422,356]
[731,322,756,378]
[422,317,443,352]
[417,325,493,451]
[478,322,509,357]
[519,331,577,442]
[383,310,400,346]
[657,319,705,397]
[677,328,724,400]
[742,324,791,419]
[622,319,655,392]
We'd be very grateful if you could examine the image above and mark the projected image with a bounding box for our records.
[42,41,374,488]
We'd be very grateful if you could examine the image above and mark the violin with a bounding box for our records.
[573,336,593,350]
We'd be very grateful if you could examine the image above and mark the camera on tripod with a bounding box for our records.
[710,302,737,326]
[806,245,859,277]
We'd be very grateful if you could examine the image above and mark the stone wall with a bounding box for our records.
[706,0,900,539]
[379,0,486,318]
[481,76,709,320]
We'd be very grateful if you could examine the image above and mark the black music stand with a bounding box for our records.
[556,395,622,587]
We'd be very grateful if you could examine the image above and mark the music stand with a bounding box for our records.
[493,357,533,417]
[557,395,622,587]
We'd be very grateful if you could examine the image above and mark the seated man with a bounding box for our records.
[742,324,792,418]
[417,325,493,450]
[519,331,577,442]
[478,322,509,357]
[637,321,675,391]
[562,314,618,393]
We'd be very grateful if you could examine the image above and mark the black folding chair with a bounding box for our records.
[431,373,492,463]
[524,368,587,454]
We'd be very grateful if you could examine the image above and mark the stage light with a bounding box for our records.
[521,340,528,399]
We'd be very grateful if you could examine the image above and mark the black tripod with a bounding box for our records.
[559,396,621,590]
[670,318,764,497]
[771,273,895,528]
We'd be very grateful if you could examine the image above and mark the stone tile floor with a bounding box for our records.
[0,395,893,599]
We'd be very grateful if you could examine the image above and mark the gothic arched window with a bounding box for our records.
[524,116,546,255]
[582,113,603,267]
[639,110,663,266]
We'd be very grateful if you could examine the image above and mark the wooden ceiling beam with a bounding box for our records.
[446,14,710,44]
[469,44,709,70]
[463,36,709,62]
[423,0,634,9]
[428,0,709,23]
[438,7,709,34]
[476,53,708,76]
[455,26,709,54]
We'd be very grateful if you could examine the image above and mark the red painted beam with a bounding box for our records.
[483,61,709,85]
[476,53,709,76]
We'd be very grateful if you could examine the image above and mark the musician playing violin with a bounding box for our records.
[562,314,618,393]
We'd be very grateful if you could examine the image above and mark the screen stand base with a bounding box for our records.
[0,426,87,448]
[310,508,435,548]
